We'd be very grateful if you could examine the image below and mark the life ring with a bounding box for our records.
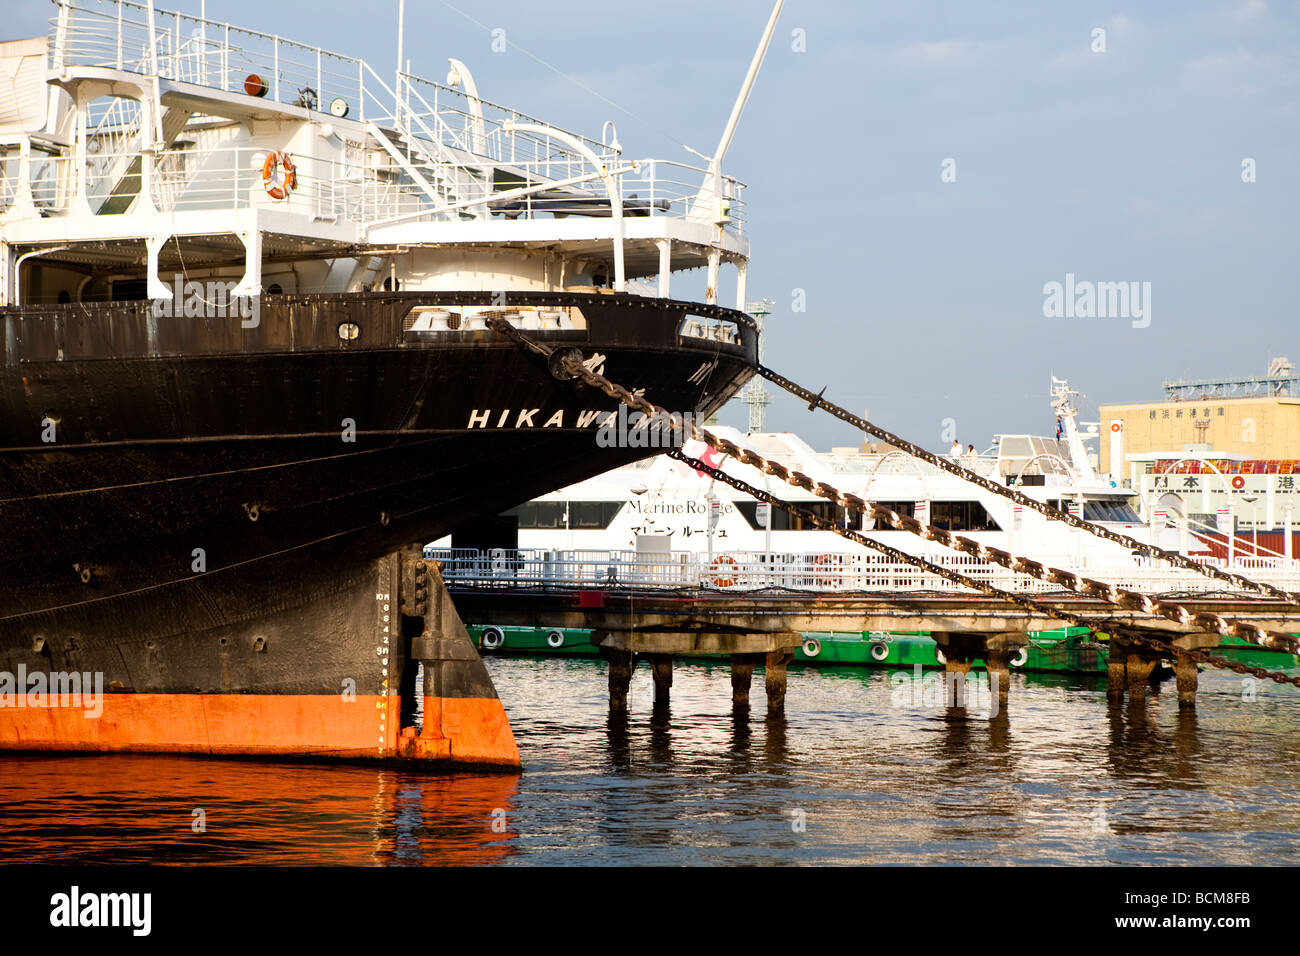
[710,554,738,588]
[1231,475,1245,490]
[870,641,889,662]
[262,150,298,200]
[1011,647,1028,668]
[545,629,565,649]
[802,638,821,658]
[812,553,843,588]
[479,626,505,650]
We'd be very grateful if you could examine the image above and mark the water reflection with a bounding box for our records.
[0,755,517,866]
[1,655,1298,865]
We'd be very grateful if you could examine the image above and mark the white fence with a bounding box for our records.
[424,547,1300,596]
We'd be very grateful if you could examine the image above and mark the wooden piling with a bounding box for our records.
[648,654,673,704]
[730,654,760,705]
[764,650,794,717]
[600,647,637,711]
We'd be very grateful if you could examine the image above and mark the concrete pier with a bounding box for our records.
[592,629,801,714]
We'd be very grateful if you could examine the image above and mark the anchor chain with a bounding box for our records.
[1121,631,1300,688]
[756,364,1300,607]
[672,450,1300,689]
[488,318,1300,686]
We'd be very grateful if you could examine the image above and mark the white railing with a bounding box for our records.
[84,96,143,210]
[46,0,749,236]
[423,547,1300,596]
[70,143,436,222]
[52,0,394,125]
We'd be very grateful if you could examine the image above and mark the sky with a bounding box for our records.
[16,0,1299,451]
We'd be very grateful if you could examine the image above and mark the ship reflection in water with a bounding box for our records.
[2,657,1299,865]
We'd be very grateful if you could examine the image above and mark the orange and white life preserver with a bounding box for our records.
[1231,475,1246,490]
[262,150,298,200]
[710,554,738,588]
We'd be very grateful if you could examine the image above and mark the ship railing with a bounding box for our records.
[48,2,749,235]
[52,0,396,126]
[64,143,443,222]
[390,76,747,233]
[422,547,1300,595]
[399,72,606,174]
[50,2,606,174]
[0,149,77,213]
[84,97,144,206]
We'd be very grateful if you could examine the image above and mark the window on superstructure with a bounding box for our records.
[1082,499,1141,522]
[734,501,865,531]
[929,501,1001,532]
[870,502,916,529]
[505,501,622,529]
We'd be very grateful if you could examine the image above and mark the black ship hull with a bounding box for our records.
[0,291,756,766]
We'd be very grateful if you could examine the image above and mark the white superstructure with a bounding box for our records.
[2,0,764,306]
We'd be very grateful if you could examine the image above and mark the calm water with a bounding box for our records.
[2,656,1299,865]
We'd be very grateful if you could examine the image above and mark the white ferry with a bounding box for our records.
[429,379,1202,671]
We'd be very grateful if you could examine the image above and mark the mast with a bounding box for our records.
[742,299,773,432]
[1051,377,1099,483]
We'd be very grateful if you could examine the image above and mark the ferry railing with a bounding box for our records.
[422,547,1300,596]
[423,546,1300,598]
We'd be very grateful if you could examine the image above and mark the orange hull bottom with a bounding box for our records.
[0,693,521,769]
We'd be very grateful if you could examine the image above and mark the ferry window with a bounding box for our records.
[508,502,565,528]
[930,501,1001,532]
[735,500,863,531]
[869,501,916,530]
[570,501,623,529]
[505,501,622,529]
[1083,499,1140,522]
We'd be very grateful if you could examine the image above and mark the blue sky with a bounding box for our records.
[18,0,1298,450]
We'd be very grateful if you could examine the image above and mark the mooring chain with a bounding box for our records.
[756,365,1300,607]
[1122,631,1300,688]
[676,451,1300,690]
[487,318,1300,683]
[541,339,1298,653]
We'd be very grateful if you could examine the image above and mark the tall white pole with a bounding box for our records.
[709,0,783,176]
[396,0,405,127]
[146,0,159,76]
